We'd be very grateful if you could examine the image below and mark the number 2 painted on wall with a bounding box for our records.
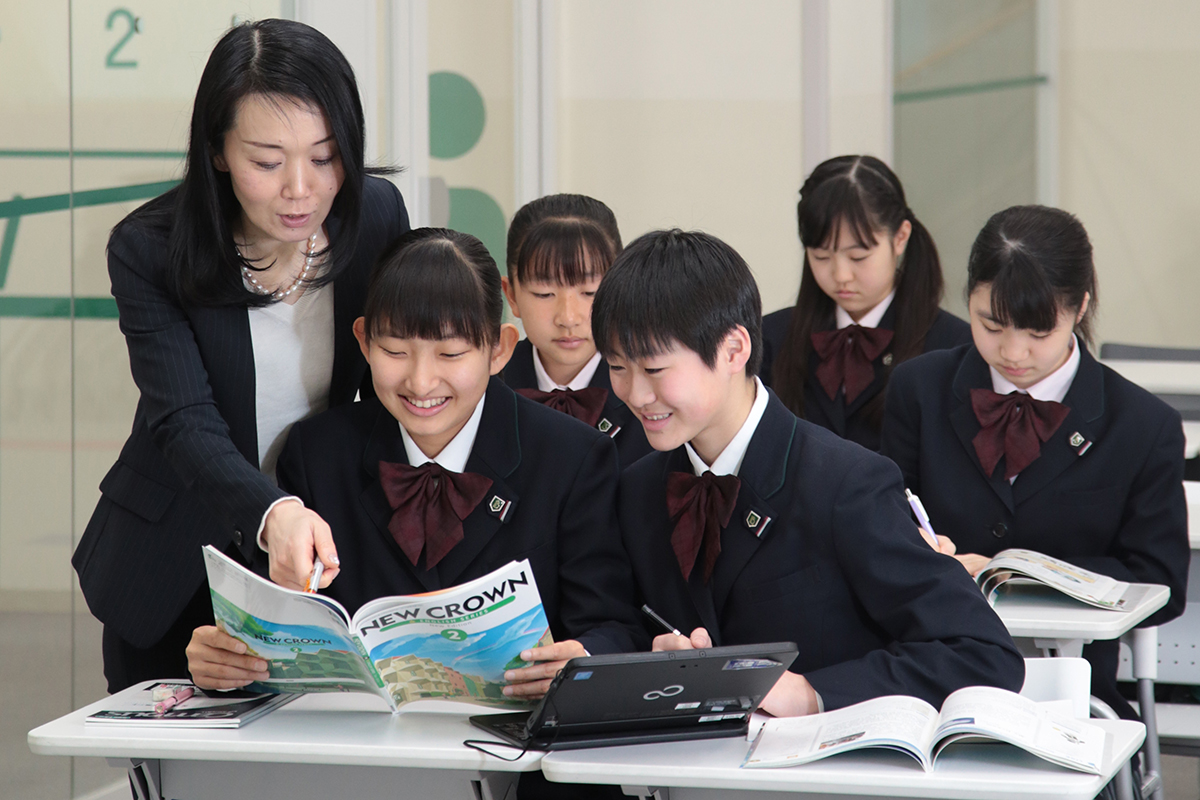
[105,8,138,69]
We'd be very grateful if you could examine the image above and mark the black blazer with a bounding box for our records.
[619,389,1024,711]
[761,305,971,451]
[502,338,653,467]
[275,377,647,656]
[73,176,410,648]
[881,344,1188,622]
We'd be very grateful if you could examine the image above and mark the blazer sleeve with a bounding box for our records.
[1070,409,1189,624]
[879,359,924,493]
[803,452,1025,710]
[108,223,286,558]
[554,433,649,655]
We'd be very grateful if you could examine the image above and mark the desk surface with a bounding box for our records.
[541,719,1144,800]
[991,583,1169,641]
[27,683,542,772]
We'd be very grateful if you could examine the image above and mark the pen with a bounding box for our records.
[153,686,194,715]
[905,489,940,547]
[305,558,324,593]
[642,604,682,637]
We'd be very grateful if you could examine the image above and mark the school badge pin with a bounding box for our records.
[1069,432,1084,448]
[745,511,761,529]
[487,494,513,521]
[745,511,772,537]
[882,353,894,366]
[597,419,613,433]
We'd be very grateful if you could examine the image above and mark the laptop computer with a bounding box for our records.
[469,642,797,751]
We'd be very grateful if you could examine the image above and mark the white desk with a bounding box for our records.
[541,719,1145,800]
[28,683,540,800]
[990,583,1170,658]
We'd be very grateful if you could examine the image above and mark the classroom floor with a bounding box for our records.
[5,606,1200,800]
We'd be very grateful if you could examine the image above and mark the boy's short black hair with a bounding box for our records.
[592,229,762,376]
[363,228,502,347]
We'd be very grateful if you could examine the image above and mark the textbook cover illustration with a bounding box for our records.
[203,546,552,713]
[975,548,1147,611]
[743,686,1105,774]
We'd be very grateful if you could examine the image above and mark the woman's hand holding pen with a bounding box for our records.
[262,500,340,591]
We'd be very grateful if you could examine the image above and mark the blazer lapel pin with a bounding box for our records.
[745,510,771,538]
[1068,431,1092,456]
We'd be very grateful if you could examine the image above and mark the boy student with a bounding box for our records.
[501,194,653,466]
[592,229,1024,715]
[186,228,645,699]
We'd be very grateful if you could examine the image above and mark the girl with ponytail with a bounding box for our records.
[761,155,970,450]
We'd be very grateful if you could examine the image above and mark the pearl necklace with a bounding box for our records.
[239,232,318,300]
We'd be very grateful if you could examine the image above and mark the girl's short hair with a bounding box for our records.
[592,229,762,376]
[967,205,1097,347]
[506,194,622,285]
[127,18,391,307]
[364,228,503,348]
[773,155,944,425]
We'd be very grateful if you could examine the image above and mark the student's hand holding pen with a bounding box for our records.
[651,626,712,653]
[917,526,958,556]
[262,500,340,591]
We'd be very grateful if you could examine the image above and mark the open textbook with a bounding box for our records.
[743,686,1105,773]
[203,546,551,713]
[975,548,1147,611]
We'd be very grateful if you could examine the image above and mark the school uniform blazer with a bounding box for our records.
[761,305,972,451]
[73,176,410,649]
[502,338,653,467]
[619,389,1024,711]
[881,343,1189,625]
[275,377,647,656]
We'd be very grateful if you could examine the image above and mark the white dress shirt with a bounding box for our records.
[400,394,486,471]
[533,348,603,392]
[685,377,770,477]
[835,289,895,330]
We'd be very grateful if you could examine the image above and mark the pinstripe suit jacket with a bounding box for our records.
[73,176,409,648]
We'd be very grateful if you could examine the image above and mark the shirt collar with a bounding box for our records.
[399,394,486,473]
[989,334,1081,403]
[533,347,603,392]
[836,289,895,330]
[685,377,769,477]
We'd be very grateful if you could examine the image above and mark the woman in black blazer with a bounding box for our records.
[762,156,970,451]
[882,205,1188,719]
[72,19,410,692]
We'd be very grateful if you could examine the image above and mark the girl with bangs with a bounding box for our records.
[882,205,1188,720]
[762,155,971,451]
[187,229,645,706]
[502,194,653,466]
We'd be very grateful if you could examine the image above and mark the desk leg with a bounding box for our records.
[620,786,669,799]
[107,758,162,800]
[477,771,519,800]
[1138,678,1164,800]
[1032,638,1087,657]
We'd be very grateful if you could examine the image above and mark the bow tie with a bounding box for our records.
[377,461,493,569]
[810,325,894,403]
[970,389,1071,480]
[666,471,741,584]
[516,387,608,428]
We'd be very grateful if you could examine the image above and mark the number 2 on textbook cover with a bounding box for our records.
[202,546,552,713]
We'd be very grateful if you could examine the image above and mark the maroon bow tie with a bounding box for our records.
[811,325,894,403]
[516,387,608,428]
[377,461,493,569]
[970,389,1070,480]
[666,471,741,584]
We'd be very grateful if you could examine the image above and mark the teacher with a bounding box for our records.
[72,19,410,693]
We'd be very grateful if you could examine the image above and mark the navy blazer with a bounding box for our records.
[881,344,1188,622]
[620,388,1024,711]
[761,305,971,451]
[73,176,410,648]
[275,377,647,657]
[502,338,653,467]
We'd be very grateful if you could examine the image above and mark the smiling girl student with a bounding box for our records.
[761,156,971,451]
[882,205,1188,719]
[501,194,652,466]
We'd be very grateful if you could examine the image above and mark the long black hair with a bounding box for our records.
[967,205,1097,348]
[772,155,943,425]
[119,18,391,307]
[506,193,622,285]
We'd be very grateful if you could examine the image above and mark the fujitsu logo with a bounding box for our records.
[642,685,684,700]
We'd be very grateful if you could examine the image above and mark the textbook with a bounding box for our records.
[975,548,1147,610]
[202,546,552,713]
[86,681,296,728]
[743,685,1105,773]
